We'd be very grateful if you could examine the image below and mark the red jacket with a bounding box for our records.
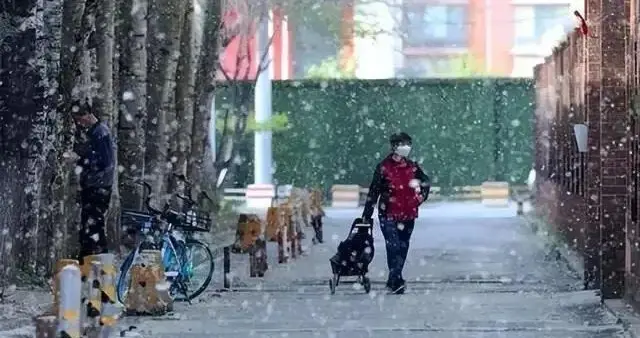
[362,154,430,221]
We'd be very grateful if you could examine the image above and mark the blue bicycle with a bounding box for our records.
[117,176,215,303]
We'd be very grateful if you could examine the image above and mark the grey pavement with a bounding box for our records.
[118,201,629,338]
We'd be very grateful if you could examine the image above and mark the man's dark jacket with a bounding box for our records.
[78,122,115,189]
[363,154,430,221]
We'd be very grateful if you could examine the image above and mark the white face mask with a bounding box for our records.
[395,145,411,157]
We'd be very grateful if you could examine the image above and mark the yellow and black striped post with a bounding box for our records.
[57,264,81,338]
[98,253,119,335]
[87,260,102,319]
[80,255,101,337]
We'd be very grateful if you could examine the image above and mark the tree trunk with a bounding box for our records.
[172,2,196,186]
[145,0,161,184]
[38,0,65,276]
[110,6,122,253]
[0,0,49,282]
[95,0,121,248]
[117,0,147,210]
[146,0,187,197]
[57,0,94,259]
[95,0,115,124]
[189,0,221,192]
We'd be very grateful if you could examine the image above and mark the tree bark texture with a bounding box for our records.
[189,0,221,192]
[171,1,196,189]
[118,0,148,210]
[0,0,44,282]
[95,0,122,248]
[0,0,236,285]
[146,0,187,197]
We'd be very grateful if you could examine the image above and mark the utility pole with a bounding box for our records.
[254,2,273,184]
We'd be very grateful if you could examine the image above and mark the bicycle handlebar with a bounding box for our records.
[135,180,163,215]
[172,173,192,187]
[177,193,195,206]
[172,173,202,207]
[173,174,214,204]
[136,175,211,222]
[199,191,214,203]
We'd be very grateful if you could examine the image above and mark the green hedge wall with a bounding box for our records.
[216,78,534,194]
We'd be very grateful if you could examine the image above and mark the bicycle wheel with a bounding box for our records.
[180,238,214,301]
[116,250,136,304]
[117,241,164,304]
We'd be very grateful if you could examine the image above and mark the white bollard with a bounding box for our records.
[57,264,82,338]
[54,259,80,314]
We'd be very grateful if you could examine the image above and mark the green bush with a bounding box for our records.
[216,78,534,193]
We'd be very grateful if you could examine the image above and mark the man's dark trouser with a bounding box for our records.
[380,218,415,288]
[79,186,111,262]
[311,215,323,243]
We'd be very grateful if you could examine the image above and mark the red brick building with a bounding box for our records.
[220,0,576,80]
[399,0,575,77]
[533,0,637,302]
[218,4,355,80]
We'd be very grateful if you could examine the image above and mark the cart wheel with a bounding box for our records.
[362,277,371,293]
[329,278,336,295]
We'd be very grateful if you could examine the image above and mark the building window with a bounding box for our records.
[514,5,570,46]
[400,55,459,78]
[403,5,468,48]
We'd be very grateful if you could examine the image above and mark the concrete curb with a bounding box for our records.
[519,212,584,279]
[520,213,640,337]
[603,299,640,338]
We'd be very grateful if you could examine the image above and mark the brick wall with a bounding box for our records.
[628,0,640,305]
[533,0,632,300]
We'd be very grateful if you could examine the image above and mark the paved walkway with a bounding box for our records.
[119,202,627,338]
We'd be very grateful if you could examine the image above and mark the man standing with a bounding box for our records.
[74,104,115,262]
[362,132,430,294]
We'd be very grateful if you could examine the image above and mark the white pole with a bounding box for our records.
[57,264,82,338]
[254,2,273,184]
[209,95,216,162]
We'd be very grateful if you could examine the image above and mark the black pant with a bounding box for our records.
[379,218,415,287]
[311,215,323,243]
[79,187,111,261]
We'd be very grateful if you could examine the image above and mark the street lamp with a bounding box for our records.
[573,123,588,153]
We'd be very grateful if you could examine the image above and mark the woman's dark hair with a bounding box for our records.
[389,132,412,146]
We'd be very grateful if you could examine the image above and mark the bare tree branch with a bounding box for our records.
[233,34,248,80]
[239,36,252,80]
[217,61,234,82]
[255,25,275,76]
